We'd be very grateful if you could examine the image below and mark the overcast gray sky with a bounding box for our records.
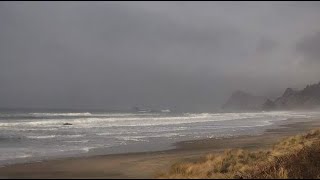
[1,1,320,112]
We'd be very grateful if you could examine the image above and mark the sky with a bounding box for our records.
[1,1,320,112]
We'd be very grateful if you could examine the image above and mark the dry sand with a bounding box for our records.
[0,118,320,179]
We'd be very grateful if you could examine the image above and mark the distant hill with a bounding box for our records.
[222,90,267,111]
[222,81,320,111]
[264,82,320,110]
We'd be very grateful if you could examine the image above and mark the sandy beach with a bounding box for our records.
[0,118,320,179]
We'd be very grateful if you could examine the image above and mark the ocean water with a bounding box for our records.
[0,110,319,166]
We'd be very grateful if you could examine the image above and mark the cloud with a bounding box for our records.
[1,2,320,111]
[256,38,277,54]
[296,32,320,64]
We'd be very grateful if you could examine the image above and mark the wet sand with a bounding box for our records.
[0,118,320,179]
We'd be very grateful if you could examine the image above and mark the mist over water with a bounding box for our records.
[0,110,320,166]
[1,2,320,169]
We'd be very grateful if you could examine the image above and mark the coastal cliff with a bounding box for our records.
[223,81,320,111]
[264,82,320,110]
[221,90,267,111]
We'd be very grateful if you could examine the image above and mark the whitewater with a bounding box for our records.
[0,110,320,166]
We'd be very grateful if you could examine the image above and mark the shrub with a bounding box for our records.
[158,129,320,179]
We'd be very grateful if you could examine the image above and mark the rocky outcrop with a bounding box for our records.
[264,82,320,110]
[222,90,267,111]
[262,99,276,110]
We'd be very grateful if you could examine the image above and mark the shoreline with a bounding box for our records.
[0,118,320,178]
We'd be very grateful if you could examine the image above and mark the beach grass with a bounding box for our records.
[157,128,320,179]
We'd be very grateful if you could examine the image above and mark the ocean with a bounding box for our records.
[0,110,319,166]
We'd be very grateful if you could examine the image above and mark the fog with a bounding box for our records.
[1,2,320,112]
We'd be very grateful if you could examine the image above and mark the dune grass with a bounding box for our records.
[157,129,320,179]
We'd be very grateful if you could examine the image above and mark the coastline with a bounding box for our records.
[0,118,320,178]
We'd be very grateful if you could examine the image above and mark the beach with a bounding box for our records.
[2,1,320,178]
[0,117,320,179]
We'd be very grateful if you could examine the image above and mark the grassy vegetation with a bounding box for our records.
[157,129,320,179]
